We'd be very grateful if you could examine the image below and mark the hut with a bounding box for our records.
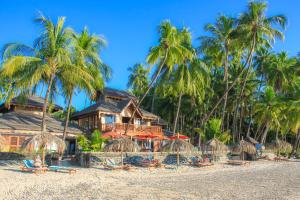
[206,138,228,161]
[231,140,256,160]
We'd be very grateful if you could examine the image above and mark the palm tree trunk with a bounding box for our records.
[63,92,73,143]
[199,36,256,130]
[173,93,183,135]
[289,129,300,158]
[125,50,169,134]
[221,48,229,132]
[173,93,183,167]
[41,73,55,133]
[260,124,269,144]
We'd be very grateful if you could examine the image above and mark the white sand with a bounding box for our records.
[1,161,300,200]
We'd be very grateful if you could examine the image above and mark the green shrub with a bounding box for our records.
[90,130,107,151]
[77,135,91,152]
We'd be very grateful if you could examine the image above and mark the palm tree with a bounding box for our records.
[1,14,75,133]
[264,52,297,94]
[125,21,193,133]
[200,15,236,131]
[127,63,149,100]
[199,1,286,129]
[61,27,110,142]
[236,1,287,113]
[254,87,281,144]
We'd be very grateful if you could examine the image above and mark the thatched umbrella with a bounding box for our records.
[206,138,228,161]
[270,139,292,156]
[239,140,256,160]
[23,133,66,165]
[159,139,194,166]
[0,135,7,151]
[103,137,139,165]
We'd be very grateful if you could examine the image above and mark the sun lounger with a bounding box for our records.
[226,160,250,166]
[274,157,289,162]
[192,162,214,168]
[104,158,131,170]
[21,160,48,174]
[48,165,77,174]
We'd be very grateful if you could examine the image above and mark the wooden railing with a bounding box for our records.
[100,123,162,134]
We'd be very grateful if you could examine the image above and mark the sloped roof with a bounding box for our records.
[140,108,158,119]
[0,111,82,134]
[101,88,136,99]
[72,100,127,118]
[0,96,62,111]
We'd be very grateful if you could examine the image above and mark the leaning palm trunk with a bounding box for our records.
[289,129,300,158]
[63,92,73,142]
[41,73,55,133]
[200,36,256,130]
[221,48,229,132]
[23,133,66,165]
[125,51,169,134]
[173,93,183,166]
[260,124,269,144]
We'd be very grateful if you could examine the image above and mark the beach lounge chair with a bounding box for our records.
[226,160,250,166]
[21,160,48,174]
[104,158,131,170]
[48,165,77,174]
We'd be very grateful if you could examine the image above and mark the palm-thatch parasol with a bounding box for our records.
[238,140,256,160]
[22,133,66,165]
[206,138,228,160]
[270,139,292,155]
[0,135,8,151]
[159,139,194,166]
[103,137,139,165]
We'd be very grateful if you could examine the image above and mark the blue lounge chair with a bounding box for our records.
[21,160,47,174]
[48,165,77,174]
[104,158,130,170]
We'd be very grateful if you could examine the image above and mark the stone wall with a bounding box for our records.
[78,151,230,167]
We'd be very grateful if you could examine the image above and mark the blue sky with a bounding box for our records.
[1,0,300,110]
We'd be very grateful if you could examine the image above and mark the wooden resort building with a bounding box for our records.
[0,96,82,154]
[72,88,166,151]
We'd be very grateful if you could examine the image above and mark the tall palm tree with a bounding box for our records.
[125,21,193,133]
[254,87,281,144]
[61,27,110,142]
[127,63,149,100]
[1,14,75,133]
[264,52,297,94]
[236,1,287,109]
[200,1,286,129]
[200,15,236,131]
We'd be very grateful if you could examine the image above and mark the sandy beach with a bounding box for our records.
[1,161,300,200]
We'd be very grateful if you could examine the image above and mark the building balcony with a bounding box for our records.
[100,123,162,135]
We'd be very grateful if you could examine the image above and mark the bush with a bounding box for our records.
[77,135,91,152]
[90,130,106,151]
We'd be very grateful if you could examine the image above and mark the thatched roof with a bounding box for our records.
[206,138,228,154]
[159,139,194,153]
[103,138,139,152]
[270,139,292,152]
[0,135,7,151]
[239,140,257,155]
[22,133,66,154]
